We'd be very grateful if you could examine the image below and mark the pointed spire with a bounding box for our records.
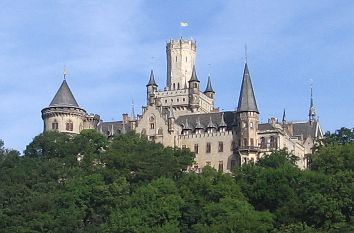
[282,108,287,124]
[309,84,316,123]
[188,65,200,82]
[237,63,259,113]
[206,116,216,128]
[204,75,215,93]
[146,69,157,87]
[49,79,80,108]
[219,113,227,128]
[195,117,204,129]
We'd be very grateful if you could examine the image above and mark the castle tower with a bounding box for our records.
[166,39,196,90]
[234,63,259,164]
[41,78,99,134]
[146,69,158,105]
[188,65,200,112]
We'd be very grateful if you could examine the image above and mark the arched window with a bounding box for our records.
[52,120,59,130]
[270,136,277,149]
[173,83,176,90]
[260,137,266,149]
[66,120,73,131]
[243,138,248,147]
[177,83,180,89]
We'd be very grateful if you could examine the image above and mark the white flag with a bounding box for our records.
[180,22,188,27]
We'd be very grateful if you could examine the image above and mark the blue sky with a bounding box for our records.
[0,0,353,152]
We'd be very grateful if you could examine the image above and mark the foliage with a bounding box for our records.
[1,127,353,232]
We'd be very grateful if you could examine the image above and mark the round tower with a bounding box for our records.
[166,38,196,90]
[234,63,260,165]
[188,65,200,112]
[41,79,88,134]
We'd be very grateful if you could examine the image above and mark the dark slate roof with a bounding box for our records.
[49,80,80,108]
[204,75,214,93]
[98,121,132,137]
[177,111,235,131]
[237,63,259,113]
[146,69,157,86]
[292,121,319,139]
[258,123,275,131]
[206,116,216,128]
[188,65,200,82]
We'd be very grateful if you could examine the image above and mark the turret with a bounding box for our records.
[146,69,158,105]
[41,78,92,134]
[234,62,259,165]
[204,75,215,99]
[188,65,200,112]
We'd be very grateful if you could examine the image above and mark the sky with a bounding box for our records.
[0,0,353,152]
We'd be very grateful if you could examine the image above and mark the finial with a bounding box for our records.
[63,66,68,80]
[244,44,248,64]
[150,56,155,70]
[208,63,211,77]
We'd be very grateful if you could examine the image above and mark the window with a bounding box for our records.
[270,136,277,149]
[231,160,236,170]
[157,128,163,135]
[194,83,197,88]
[173,83,176,90]
[218,141,224,152]
[186,57,188,62]
[206,142,211,153]
[243,138,248,147]
[176,56,177,62]
[250,138,254,146]
[177,83,180,89]
[218,161,223,172]
[66,121,73,131]
[250,122,253,128]
[150,123,155,129]
[183,98,185,101]
[194,144,199,154]
[52,120,58,130]
[260,137,266,149]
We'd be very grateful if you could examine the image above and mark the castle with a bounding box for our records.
[42,38,323,172]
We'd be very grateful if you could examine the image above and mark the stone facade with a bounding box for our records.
[42,38,323,172]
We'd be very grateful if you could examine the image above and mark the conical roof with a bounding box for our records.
[219,113,227,128]
[49,80,80,108]
[237,63,259,113]
[206,116,216,128]
[146,69,157,86]
[204,75,214,93]
[188,65,200,82]
[195,117,204,129]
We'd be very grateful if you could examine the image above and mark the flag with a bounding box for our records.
[180,22,188,27]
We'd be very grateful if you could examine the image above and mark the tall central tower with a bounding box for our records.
[166,39,196,90]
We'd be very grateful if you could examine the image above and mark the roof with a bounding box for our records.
[177,111,235,131]
[49,80,80,108]
[146,69,157,86]
[237,63,259,113]
[204,75,214,93]
[188,65,200,82]
[98,121,133,136]
[292,121,320,139]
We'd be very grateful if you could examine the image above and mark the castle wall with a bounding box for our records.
[179,131,235,172]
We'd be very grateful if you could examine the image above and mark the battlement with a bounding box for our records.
[179,130,233,140]
[166,39,197,51]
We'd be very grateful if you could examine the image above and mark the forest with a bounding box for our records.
[0,128,353,233]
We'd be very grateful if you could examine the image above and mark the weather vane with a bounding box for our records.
[244,44,248,63]
[63,66,68,80]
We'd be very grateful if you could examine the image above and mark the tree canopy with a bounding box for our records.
[0,128,353,232]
